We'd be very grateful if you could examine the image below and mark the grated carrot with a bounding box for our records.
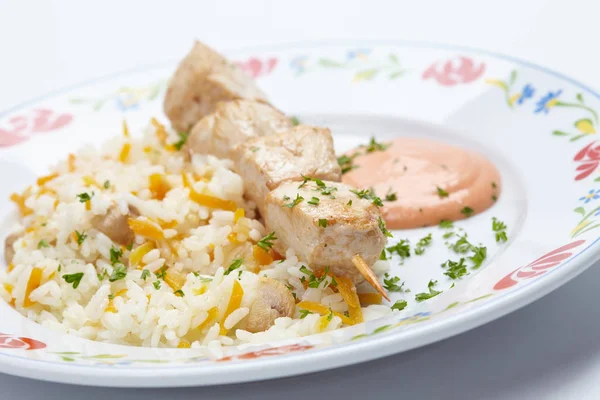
[129,242,155,268]
[193,285,207,295]
[297,301,354,325]
[37,187,57,197]
[317,314,331,332]
[233,208,245,223]
[85,199,91,211]
[119,143,131,163]
[358,292,383,306]
[182,173,236,211]
[82,176,99,187]
[196,306,219,331]
[10,192,33,216]
[105,289,128,313]
[177,340,191,348]
[127,218,164,240]
[253,245,273,266]
[335,276,363,324]
[7,263,14,272]
[3,283,13,295]
[151,117,168,144]
[164,269,186,291]
[227,232,240,244]
[122,119,130,138]
[36,172,59,186]
[68,153,76,172]
[148,173,171,200]
[143,146,153,154]
[23,267,43,308]
[220,280,243,335]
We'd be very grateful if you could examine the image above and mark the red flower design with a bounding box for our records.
[217,343,313,362]
[494,240,585,290]
[422,56,485,87]
[235,57,278,78]
[0,109,73,148]
[573,141,600,180]
[0,333,46,350]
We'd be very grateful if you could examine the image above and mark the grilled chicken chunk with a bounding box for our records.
[233,125,342,215]
[164,41,269,132]
[186,100,293,159]
[91,204,139,246]
[263,180,386,283]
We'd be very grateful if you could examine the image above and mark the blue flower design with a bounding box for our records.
[535,89,563,114]
[594,207,600,217]
[115,90,141,111]
[516,84,535,105]
[579,189,600,204]
[346,49,371,61]
[290,56,308,74]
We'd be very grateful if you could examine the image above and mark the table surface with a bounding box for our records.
[1,0,599,398]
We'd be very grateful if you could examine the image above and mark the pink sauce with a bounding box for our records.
[341,138,501,229]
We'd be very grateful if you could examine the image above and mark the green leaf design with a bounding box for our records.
[552,130,569,136]
[389,70,406,79]
[444,301,460,311]
[574,207,586,216]
[466,293,494,303]
[69,98,86,104]
[509,70,517,85]
[93,100,105,111]
[85,354,128,359]
[130,359,170,363]
[352,333,369,341]
[354,69,378,81]
[61,357,75,362]
[388,54,400,64]
[594,177,600,182]
[577,93,585,104]
[570,134,588,142]
[574,222,600,237]
[318,58,344,68]
[52,351,80,355]
[373,324,392,334]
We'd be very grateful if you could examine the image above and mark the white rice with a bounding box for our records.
[0,119,394,348]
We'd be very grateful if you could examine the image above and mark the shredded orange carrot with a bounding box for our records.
[227,232,240,244]
[36,172,59,186]
[164,269,186,291]
[26,226,35,234]
[119,143,131,163]
[7,263,14,272]
[53,199,59,210]
[193,285,207,295]
[82,176,99,187]
[253,245,273,266]
[177,340,191,348]
[358,292,383,306]
[335,276,363,324]
[233,208,245,223]
[23,267,43,308]
[10,193,33,216]
[182,173,236,211]
[317,314,331,332]
[297,301,354,325]
[3,283,13,295]
[129,242,155,268]
[37,187,57,197]
[196,306,219,331]
[128,218,164,240]
[220,280,243,335]
[68,153,76,172]
[85,199,91,211]
[164,144,177,152]
[143,145,153,154]
[151,117,168,144]
[148,173,171,200]
[122,119,130,138]
[105,289,128,313]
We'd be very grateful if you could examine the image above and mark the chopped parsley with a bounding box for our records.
[415,280,442,302]
[439,220,454,229]
[461,206,474,217]
[383,273,405,292]
[97,269,108,281]
[108,293,115,300]
[225,259,243,275]
[76,192,93,203]
[307,196,320,206]
[174,289,185,297]
[387,240,410,259]
[436,186,449,198]
[443,231,455,239]
[350,188,383,207]
[385,188,397,202]
[492,217,508,243]
[155,266,167,280]
[449,234,472,254]
[62,272,84,289]
[299,309,314,319]
[414,233,432,255]
[391,300,408,311]
[126,242,133,251]
[153,280,161,290]
[173,132,189,150]
[318,218,328,228]
[251,147,260,152]
[491,182,497,189]
[326,308,334,321]
[141,269,151,281]
[103,180,110,189]
[379,249,388,260]
[469,246,487,269]
[37,239,49,249]
[110,246,123,265]
[492,195,498,202]
[257,232,277,251]
[365,137,390,153]
[300,266,332,289]
[378,217,393,238]
[291,116,301,126]
[337,154,359,174]
[346,199,353,206]
[109,264,127,282]
[284,193,304,208]
[58,264,62,272]
[74,230,87,246]
[441,258,468,280]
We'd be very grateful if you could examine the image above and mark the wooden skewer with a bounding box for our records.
[351,254,390,301]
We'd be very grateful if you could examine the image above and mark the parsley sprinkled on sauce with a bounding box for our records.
[284,194,304,208]
[378,217,393,238]
[442,258,468,280]
[290,116,301,126]
[461,206,474,217]
[387,240,410,259]
[492,217,508,243]
[174,289,185,297]
[318,218,328,228]
[75,230,87,245]
[436,186,449,198]
[308,196,320,206]
[110,246,123,265]
[141,270,151,281]
[385,188,397,201]
[153,280,161,290]
[109,264,127,282]
[491,182,497,189]
[415,280,442,302]
[225,259,243,275]
[62,272,84,289]
[299,309,314,319]
[414,233,432,255]
[76,192,93,203]
[37,239,49,249]
[492,195,498,202]
[257,232,277,251]
[173,132,189,151]
[391,300,408,311]
[103,180,110,189]
[365,137,390,153]
[337,154,359,174]
[383,273,405,292]
[439,220,454,229]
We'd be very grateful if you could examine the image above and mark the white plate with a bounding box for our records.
[1,41,599,387]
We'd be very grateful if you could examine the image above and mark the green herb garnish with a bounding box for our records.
[469,246,487,269]
[391,300,407,311]
[75,230,87,246]
[387,240,410,259]
[414,233,432,255]
[174,289,185,297]
[225,259,243,275]
[383,273,405,292]
[337,154,359,174]
[461,206,474,217]
[284,194,304,208]
[439,220,454,229]
[436,186,449,198]
[346,200,353,206]
[62,272,84,289]
[385,188,397,202]
[76,192,92,203]
[492,217,508,243]
[442,258,468,280]
[153,280,161,290]
[415,280,442,302]
[307,196,320,206]
[155,266,167,280]
[291,116,301,126]
[365,137,390,153]
[318,218,328,228]
[97,269,108,281]
[173,132,189,151]
[257,232,277,251]
[103,180,110,189]
[299,309,314,319]
[37,239,49,249]
[378,217,393,238]
[109,264,127,282]
[141,270,151,281]
[110,246,123,265]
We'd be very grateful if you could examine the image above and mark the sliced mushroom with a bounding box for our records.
[245,277,295,333]
[4,230,23,265]
[91,204,139,246]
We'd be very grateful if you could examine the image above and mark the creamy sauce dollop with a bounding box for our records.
[342,137,501,229]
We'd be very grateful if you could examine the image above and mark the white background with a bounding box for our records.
[1,0,599,398]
